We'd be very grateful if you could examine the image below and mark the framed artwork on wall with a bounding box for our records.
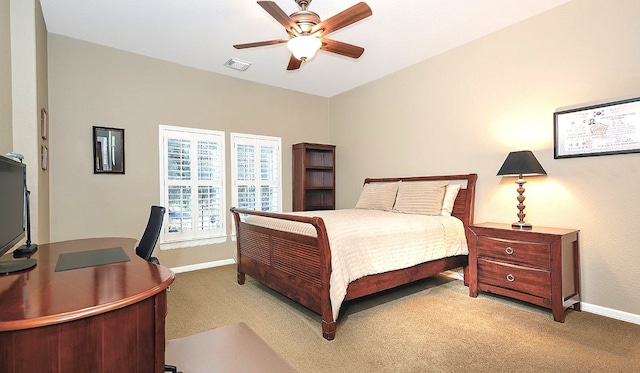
[93,126,125,174]
[554,97,640,159]
[41,145,48,170]
[41,108,48,140]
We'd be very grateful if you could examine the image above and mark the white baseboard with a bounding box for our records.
[581,302,640,325]
[169,259,236,274]
[443,270,640,325]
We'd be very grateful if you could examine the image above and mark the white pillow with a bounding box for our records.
[355,181,399,211]
[393,181,448,215]
[440,184,461,216]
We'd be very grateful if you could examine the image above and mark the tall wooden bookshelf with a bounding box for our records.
[292,143,336,211]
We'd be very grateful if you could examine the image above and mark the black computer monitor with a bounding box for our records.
[0,154,36,274]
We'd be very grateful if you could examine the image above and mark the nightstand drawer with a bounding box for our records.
[478,258,551,299]
[476,236,550,269]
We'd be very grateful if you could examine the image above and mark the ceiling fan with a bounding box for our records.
[233,1,372,70]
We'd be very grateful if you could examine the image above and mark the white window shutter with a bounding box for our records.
[159,125,226,246]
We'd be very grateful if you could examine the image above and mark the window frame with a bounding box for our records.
[230,132,283,221]
[158,125,226,249]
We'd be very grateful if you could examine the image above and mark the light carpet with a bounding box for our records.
[166,264,640,372]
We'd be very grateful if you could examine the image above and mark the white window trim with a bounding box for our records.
[230,133,283,237]
[158,124,226,250]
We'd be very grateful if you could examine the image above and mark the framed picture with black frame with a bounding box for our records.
[554,97,640,159]
[93,126,125,174]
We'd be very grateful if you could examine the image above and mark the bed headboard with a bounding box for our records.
[362,174,477,228]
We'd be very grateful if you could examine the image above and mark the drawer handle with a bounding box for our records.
[505,246,514,255]
[506,274,515,282]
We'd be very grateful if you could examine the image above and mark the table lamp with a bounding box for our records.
[497,150,547,229]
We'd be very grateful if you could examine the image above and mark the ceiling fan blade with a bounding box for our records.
[287,55,302,70]
[258,1,300,35]
[312,2,372,37]
[320,38,364,59]
[233,39,288,49]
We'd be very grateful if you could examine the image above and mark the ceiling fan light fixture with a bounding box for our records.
[234,1,372,70]
[287,35,322,61]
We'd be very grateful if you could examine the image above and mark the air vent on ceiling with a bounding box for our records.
[224,58,251,71]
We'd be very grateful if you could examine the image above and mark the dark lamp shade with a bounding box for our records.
[497,150,547,176]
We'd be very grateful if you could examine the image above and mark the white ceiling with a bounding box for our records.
[39,0,569,98]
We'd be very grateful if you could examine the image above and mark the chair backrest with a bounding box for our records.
[136,205,166,261]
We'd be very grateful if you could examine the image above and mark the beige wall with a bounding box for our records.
[0,0,11,154]
[2,0,49,245]
[47,35,329,267]
[35,0,49,243]
[329,0,640,317]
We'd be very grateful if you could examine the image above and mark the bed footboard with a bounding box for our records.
[230,173,477,341]
[230,208,337,340]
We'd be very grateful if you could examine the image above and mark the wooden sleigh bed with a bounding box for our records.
[230,174,477,340]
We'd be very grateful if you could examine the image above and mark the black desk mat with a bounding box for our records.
[55,246,130,272]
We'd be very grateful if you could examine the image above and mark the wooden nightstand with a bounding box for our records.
[468,222,581,322]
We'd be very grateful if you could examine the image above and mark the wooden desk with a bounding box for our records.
[0,237,175,372]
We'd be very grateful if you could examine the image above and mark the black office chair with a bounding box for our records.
[136,205,166,265]
[136,206,181,373]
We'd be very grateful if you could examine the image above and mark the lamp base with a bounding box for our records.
[511,222,532,230]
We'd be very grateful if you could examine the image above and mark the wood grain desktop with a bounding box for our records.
[0,237,175,372]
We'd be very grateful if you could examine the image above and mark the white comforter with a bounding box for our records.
[246,209,468,321]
